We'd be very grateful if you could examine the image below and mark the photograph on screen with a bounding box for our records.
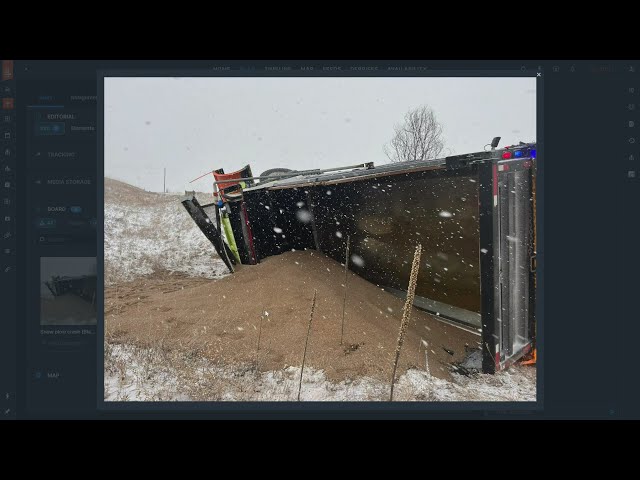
[41,256,97,326]
[103,77,537,401]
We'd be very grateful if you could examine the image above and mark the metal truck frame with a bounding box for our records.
[182,143,537,373]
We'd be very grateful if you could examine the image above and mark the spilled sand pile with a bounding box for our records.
[105,250,480,383]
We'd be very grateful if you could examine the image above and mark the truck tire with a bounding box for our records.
[260,168,295,178]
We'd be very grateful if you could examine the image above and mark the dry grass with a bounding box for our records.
[104,339,537,402]
[298,289,317,401]
[390,244,422,400]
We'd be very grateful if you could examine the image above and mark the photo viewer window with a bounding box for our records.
[2,59,638,420]
[101,76,537,405]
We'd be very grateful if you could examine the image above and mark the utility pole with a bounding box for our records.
[163,168,166,193]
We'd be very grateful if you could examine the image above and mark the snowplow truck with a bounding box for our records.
[182,142,537,374]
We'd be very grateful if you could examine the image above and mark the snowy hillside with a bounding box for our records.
[104,178,228,285]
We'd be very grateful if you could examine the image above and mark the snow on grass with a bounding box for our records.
[394,367,536,402]
[104,342,190,401]
[105,182,228,285]
[104,342,536,402]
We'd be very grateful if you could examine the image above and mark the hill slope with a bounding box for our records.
[104,177,227,285]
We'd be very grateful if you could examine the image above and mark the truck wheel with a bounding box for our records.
[260,168,295,177]
[260,168,295,178]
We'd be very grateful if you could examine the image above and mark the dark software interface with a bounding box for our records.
[0,60,637,419]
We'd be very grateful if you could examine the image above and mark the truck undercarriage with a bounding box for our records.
[182,143,537,373]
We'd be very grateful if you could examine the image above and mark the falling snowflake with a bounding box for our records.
[296,209,312,223]
[273,227,283,234]
[351,254,365,267]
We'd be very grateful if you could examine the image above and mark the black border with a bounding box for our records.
[97,64,542,417]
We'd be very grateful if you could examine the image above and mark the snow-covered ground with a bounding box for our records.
[105,180,228,285]
[105,343,536,402]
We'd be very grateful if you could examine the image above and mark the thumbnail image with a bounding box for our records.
[104,77,537,401]
[41,257,97,326]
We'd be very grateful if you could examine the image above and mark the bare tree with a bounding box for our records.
[384,105,444,163]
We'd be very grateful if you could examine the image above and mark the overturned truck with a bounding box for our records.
[45,274,97,305]
[183,142,537,374]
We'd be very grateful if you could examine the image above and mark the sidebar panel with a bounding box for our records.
[19,63,98,418]
[1,59,17,419]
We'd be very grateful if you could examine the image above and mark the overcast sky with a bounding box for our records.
[104,77,536,192]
